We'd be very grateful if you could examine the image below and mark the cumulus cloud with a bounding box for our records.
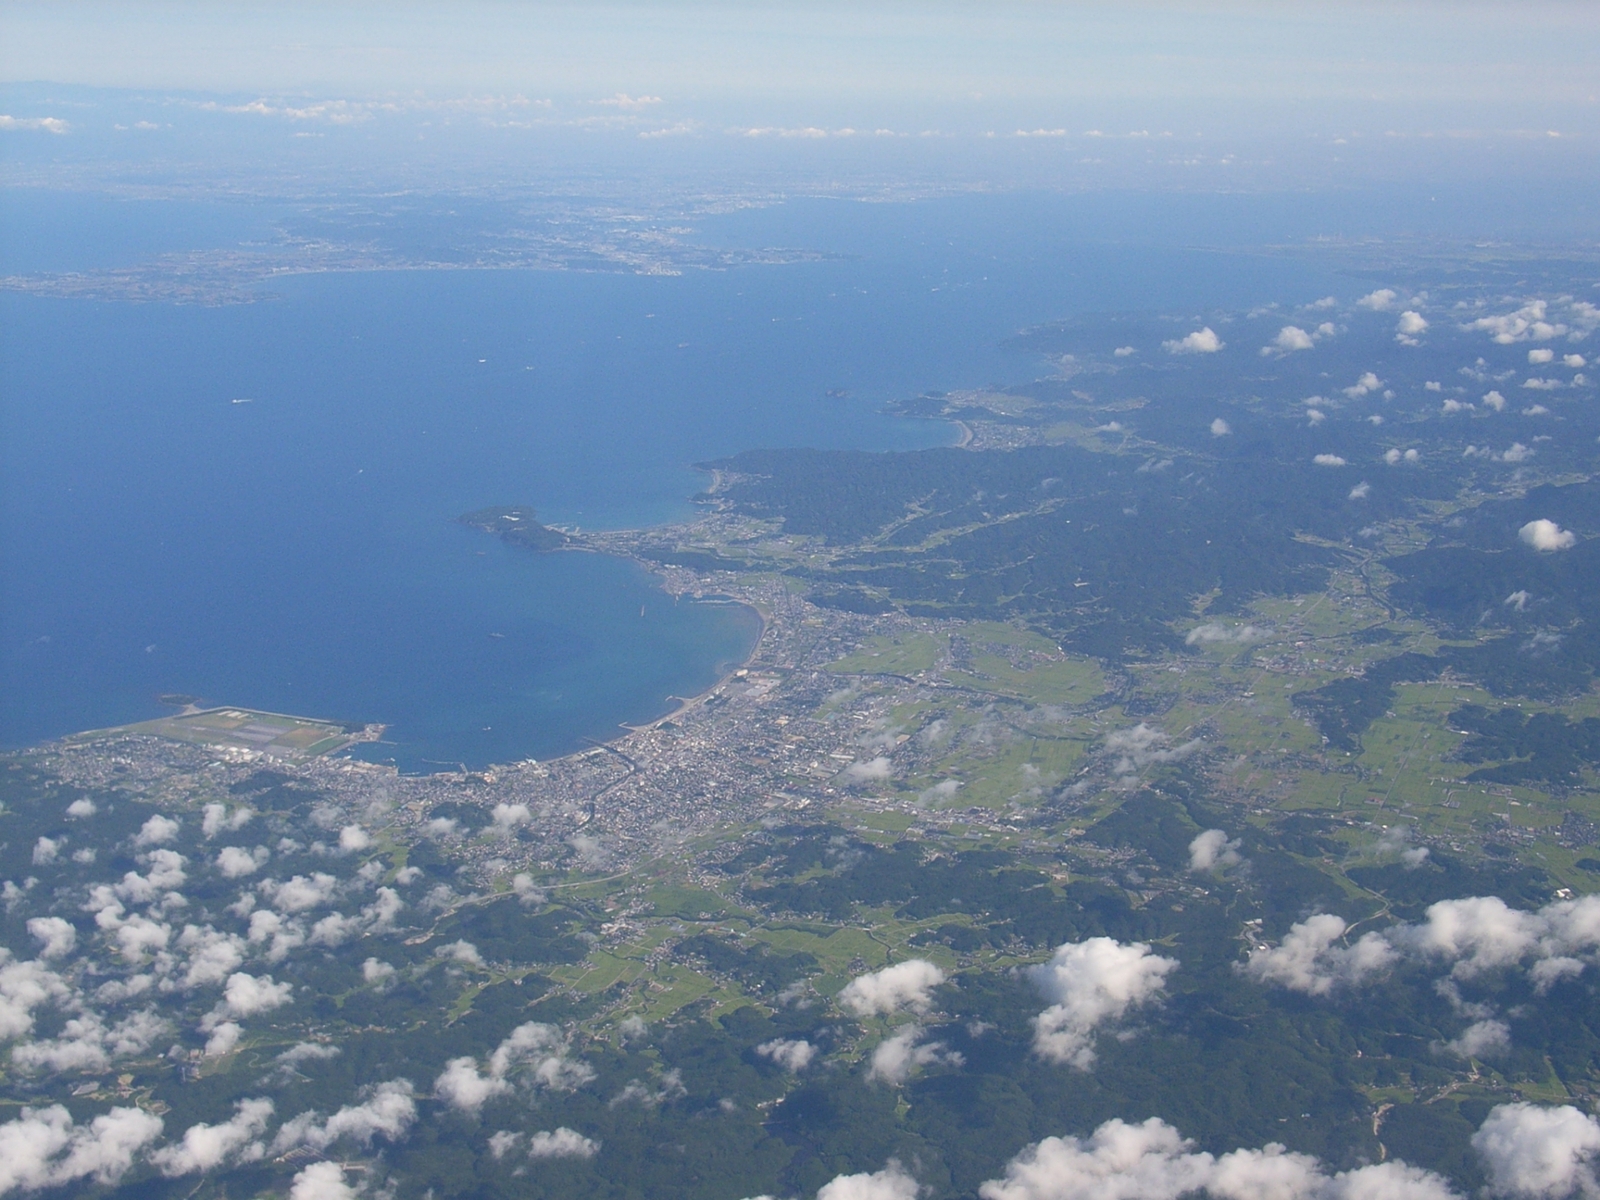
[843,757,894,783]
[1185,624,1263,646]
[1397,311,1429,343]
[492,803,531,831]
[0,115,71,134]
[201,803,252,837]
[12,1007,169,1074]
[1103,724,1202,776]
[1242,914,1398,995]
[1029,938,1177,1068]
[817,1160,922,1200]
[1530,348,1556,365]
[1484,390,1507,411]
[1210,418,1231,436]
[868,1023,963,1084]
[1163,327,1223,354]
[977,1116,1459,1200]
[1473,1103,1600,1199]
[151,1097,274,1176]
[1500,442,1534,463]
[1188,830,1242,872]
[289,1161,357,1200]
[1349,481,1371,500]
[528,1127,600,1158]
[363,957,395,983]
[756,1037,817,1071]
[1313,454,1347,467]
[1343,371,1382,398]
[0,952,73,1038]
[838,959,946,1017]
[1445,1018,1511,1060]
[66,798,96,819]
[1358,289,1398,311]
[32,837,59,865]
[435,1056,511,1113]
[261,873,338,913]
[338,825,371,852]
[1469,301,1568,344]
[1114,346,1136,357]
[216,845,268,878]
[134,814,180,847]
[27,917,76,960]
[0,1105,163,1194]
[1248,895,1600,1001]
[1520,520,1577,551]
[1266,325,1315,353]
[270,1079,417,1154]
[436,1021,594,1112]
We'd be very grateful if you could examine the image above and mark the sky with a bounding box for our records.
[4,2,1598,125]
[2,3,1599,206]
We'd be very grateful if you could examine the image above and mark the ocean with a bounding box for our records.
[1,191,1349,770]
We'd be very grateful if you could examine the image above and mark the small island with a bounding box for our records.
[456,504,569,552]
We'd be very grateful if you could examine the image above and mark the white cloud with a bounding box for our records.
[438,1021,595,1108]
[1188,830,1241,872]
[134,814,181,847]
[597,92,662,108]
[151,1097,274,1176]
[290,1161,357,1200]
[1520,520,1577,551]
[1185,624,1263,646]
[338,825,371,852]
[204,1022,242,1056]
[1397,311,1429,342]
[977,1116,1460,1200]
[436,1056,512,1112]
[201,804,252,837]
[1114,346,1136,357]
[216,846,268,878]
[0,1105,162,1194]
[262,873,339,913]
[1029,938,1177,1069]
[1565,354,1587,369]
[0,115,71,134]
[492,803,531,831]
[65,799,95,819]
[363,957,396,983]
[1163,327,1223,354]
[1469,301,1568,345]
[1210,418,1231,436]
[1474,1103,1600,1199]
[1530,348,1556,365]
[204,971,292,1026]
[818,1161,922,1200]
[756,1037,817,1071]
[868,1023,963,1084]
[1445,1019,1511,1059]
[839,959,946,1017]
[27,917,76,960]
[1266,325,1315,353]
[178,924,247,988]
[1311,453,1345,467]
[527,1127,600,1158]
[1104,724,1202,775]
[1499,442,1534,463]
[1483,390,1507,411]
[271,1080,417,1154]
[843,757,894,783]
[1242,913,1397,995]
[13,1008,169,1074]
[1349,481,1371,500]
[1343,371,1382,398]
[1358,289,1398,311]
[32,837,58,865]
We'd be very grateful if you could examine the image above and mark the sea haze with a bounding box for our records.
[0,192,1349,769]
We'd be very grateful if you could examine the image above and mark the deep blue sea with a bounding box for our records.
[1,191,1351,769]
